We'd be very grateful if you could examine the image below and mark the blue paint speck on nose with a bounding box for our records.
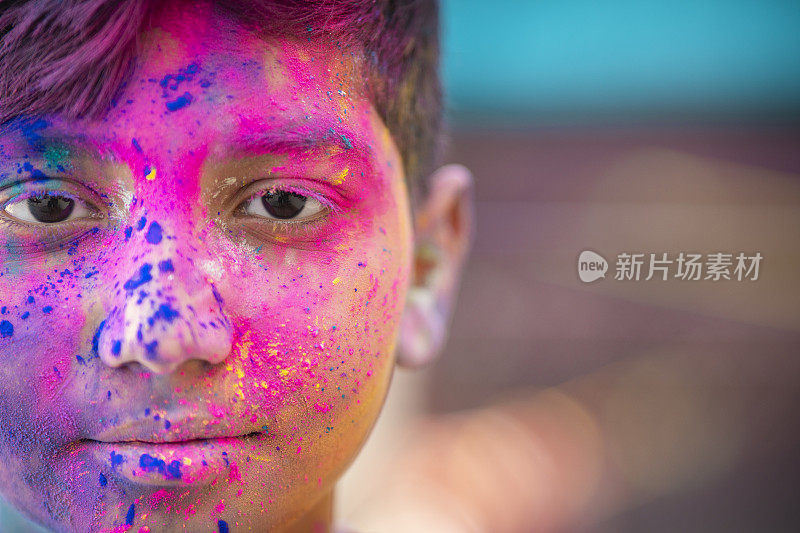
[124,263,153,291]
[145,221,163,244]
[0,320,13,338]
[153,303,180,324]
[91,319,106,356]
[166,92,193,112]
[144,340,158,359]
[111,340,122,356]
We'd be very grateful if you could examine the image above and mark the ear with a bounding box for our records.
[397,164,475,368]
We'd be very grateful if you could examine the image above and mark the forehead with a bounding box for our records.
[18,4,374,157]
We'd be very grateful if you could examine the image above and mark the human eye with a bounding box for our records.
[3,189,94,224]
[0,178,104,251]
[241,186,327,222]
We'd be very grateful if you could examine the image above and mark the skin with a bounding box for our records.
[0,4,425,532]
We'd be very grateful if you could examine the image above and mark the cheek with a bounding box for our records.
[214,209,411,418]
[0,259,94,440]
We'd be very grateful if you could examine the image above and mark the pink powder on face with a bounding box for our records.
[0,4,413,531]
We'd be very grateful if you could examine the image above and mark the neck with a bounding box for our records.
[283,491,334,533]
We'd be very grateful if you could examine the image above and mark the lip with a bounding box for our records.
[85,432,270,486]
[89,413,270,443]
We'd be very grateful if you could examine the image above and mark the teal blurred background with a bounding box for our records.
[441,0,800,123]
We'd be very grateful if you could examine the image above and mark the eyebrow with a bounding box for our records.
[229,122,374,161]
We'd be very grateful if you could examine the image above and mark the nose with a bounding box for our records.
[97,218,233,374]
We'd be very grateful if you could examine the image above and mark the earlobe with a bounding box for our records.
[397,164,474,368]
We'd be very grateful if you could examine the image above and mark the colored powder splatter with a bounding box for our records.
[144,341,158,359]
[124,226,133,241]
[110,452,125,467]
[143,166,157,181]
[99,472,107,486]
[139,454,182,479]
[0,320,13,338]
[217,520,229,533]
[111,340,122,356]
[152,303,179,323]
[145,222,163,244]
[124,263,153,291]
[131,138,143,153]
[158,259,174,273]
[42,306,53,314]
[125,504,135,526]
[136,216,147,231]
[166,92,193,112]
[92,319,106,355]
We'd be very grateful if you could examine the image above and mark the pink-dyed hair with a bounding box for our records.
[0,0,442,190]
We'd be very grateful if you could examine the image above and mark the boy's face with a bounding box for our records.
[0,6,412,532]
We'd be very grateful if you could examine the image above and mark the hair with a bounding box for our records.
[0,0,442,193]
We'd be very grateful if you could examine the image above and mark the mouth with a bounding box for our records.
[84,428,271,486]
[87,430,265,445]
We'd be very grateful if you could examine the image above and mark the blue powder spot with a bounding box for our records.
[26,296,34,304]
[98,472,107,486]
[76,355,84,364]
[139,453,165,473]
[144,341,158,359]
[166,92,193,112]
[145,221,162,244]
[92,319,106,355]
[199,79,211,88]
[218,519,229,533]
[1,306,6,314]
[125,503,135,525]
[166,459,181,478]
[132,138,143,153]
[0,320,13,338]
[154,303,180,323]
[140,454,179,479]
[136,216,147,231]
[20,118,48,146]
[42,306,53,314]
[124,226,133,241]
[164,419,171,429]
[111,340,122,356]
[158,259,174,273]
[106,390,111,400]
[84,271,98,279]
[340,135,353,150]
[110,451,125,467]
[123,263,153,291]
[22,161,47,181]
[20,312,29,320]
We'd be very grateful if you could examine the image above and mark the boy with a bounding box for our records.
[0,1,472,531]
